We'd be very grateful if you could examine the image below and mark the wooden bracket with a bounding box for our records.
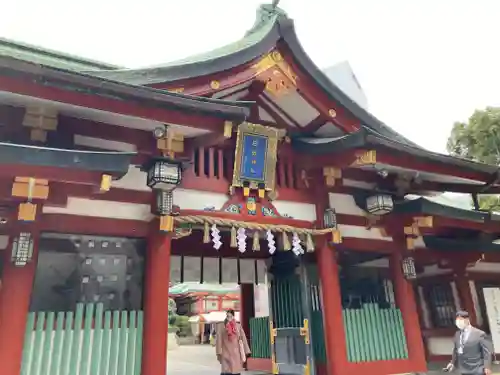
[352,150,377,166]
[23,106,58,143]
[159,216,174,233]
[157,131,184,155]
[18,202,37,221]
[331,229,342,244]
[12,177,49,200]
[323,167,342,186]
[99,174,112,193]
[406,236,415,250]
[413,216,433,228]
[223,121,233,138]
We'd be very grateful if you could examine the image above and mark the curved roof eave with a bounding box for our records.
[86,5,285,85]
[89,4,418,148]
[0,55,253,121]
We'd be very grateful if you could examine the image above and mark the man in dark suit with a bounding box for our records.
[445,311,493,375]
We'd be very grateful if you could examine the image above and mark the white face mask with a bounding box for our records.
[456,319,467,330]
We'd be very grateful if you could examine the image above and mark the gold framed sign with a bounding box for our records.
[232,123,284,193]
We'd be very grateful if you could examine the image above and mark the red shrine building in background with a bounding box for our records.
[1,3,500,375]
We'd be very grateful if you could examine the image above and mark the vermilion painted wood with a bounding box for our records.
[0,76,227,132]
[141,225,172,375]
[0,226,40,375]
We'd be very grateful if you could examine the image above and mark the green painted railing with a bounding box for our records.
[343,303,408,362]
[249,316,271,358]
[21,303,144,375]
[270,274,304,328]
[311,310,326,363]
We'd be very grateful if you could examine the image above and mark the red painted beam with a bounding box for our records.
[308,147,496,186]
[0,75,227,131]
[60,116,155,153]
[179,209,314,228]
[154,58,261,95]
[41,213,149,236]
[302,114,327,134]
[0,164,105,185]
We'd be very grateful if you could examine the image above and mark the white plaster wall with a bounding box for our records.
[338,224,393,241]
[468,262,500,272]
[174,189,228,211]
[470,281,484,326]
[328,193,365,216]
[418,286,432,329]
[273,201,316,221]
[254,277,270,318]
[112,165,149,191]
[451,281,461,311]
[43,197,153,221]
[0,235,9,250]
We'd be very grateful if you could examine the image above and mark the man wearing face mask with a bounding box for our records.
[444,311,493,374]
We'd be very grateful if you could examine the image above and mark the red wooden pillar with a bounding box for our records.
[316,237,348,375]
[0,228,40,375]
[240,283,255,340]
[390,251,427,371]
[142,227,172,375]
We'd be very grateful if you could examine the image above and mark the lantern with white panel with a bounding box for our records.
[402,256,417,280]
[11,232,34,267]
[366,194,394,215]
[144,156,183,191]
[142,156,186,232]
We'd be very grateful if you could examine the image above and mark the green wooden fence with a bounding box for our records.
[343,303,408,362]
[249,316,271,358]
[270,274,304,329]
[21,303,144,375]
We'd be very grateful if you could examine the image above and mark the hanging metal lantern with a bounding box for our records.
[402,256,417,280]
[154,190,174,216]
[11,232,34,267]
[142,157,183,191]
[366,194,394,215]
[323,208,337,229]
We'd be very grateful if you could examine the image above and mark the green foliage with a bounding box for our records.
[447,107,500,165]
[173,315,192,337]
[447,107,500,212]
[478,195,500,212]
[168,298,177,326]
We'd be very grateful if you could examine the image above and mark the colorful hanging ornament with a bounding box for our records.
[282,232,291,251]
[252,231,260,251]
[266,230,276,254]
[211,224,222,250]
[203,222,210,244]
[306,233,315,252]
[292,232,304,256]
[230,226,237,248]
[237,227,247,253]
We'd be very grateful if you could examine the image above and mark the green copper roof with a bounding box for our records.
[0,37,120,71]
[87,4,284,84]
[169,282,239,296]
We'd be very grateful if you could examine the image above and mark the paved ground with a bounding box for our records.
[167,344,267,375]
[167,345,500,375]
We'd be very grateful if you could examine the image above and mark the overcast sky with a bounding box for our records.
[2,0,499,153]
